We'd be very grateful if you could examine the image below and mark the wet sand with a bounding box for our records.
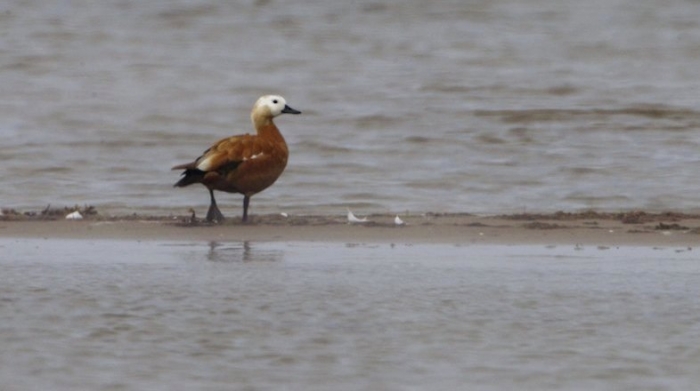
[3,209,700,246]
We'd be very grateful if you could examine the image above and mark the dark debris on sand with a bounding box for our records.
[171,212,346,228]
[522,221,564,230]
[497,211,700,234]
[0,205,98,221]
[500,210,700,224]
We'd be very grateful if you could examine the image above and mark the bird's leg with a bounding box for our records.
[206,189,225,223]
[242,195,250,223]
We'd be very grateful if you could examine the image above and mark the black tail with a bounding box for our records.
[174,169,206,187]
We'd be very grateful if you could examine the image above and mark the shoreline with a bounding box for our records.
[2,210,700,246]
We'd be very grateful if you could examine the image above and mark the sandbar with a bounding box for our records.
[2,210,700,246]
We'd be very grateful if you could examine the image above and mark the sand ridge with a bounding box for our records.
[2,208,700,246]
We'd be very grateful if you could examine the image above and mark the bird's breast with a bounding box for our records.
[207,140,288,195]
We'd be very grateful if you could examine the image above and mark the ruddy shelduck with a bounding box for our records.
[172,95,301,222]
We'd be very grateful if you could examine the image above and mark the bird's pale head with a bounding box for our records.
[253,95,301,118]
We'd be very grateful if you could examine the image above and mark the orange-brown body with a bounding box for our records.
[173,95,300,222]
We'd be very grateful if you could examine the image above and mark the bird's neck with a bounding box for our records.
[252,114,286,145]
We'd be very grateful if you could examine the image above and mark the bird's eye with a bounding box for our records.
[272,99,278,104]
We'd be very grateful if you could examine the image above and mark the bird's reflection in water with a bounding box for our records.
[205,241,283,263]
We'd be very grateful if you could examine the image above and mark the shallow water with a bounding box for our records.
[2,0,700,217]
[1,239,700,390]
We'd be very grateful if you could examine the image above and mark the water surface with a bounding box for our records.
[2,1,700,217]
[1,239,699,390]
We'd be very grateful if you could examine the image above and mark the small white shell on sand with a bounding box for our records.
[65,211,83,220]
[280,212,289,218]
[394,215,405,225]
[347,208,369,224]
